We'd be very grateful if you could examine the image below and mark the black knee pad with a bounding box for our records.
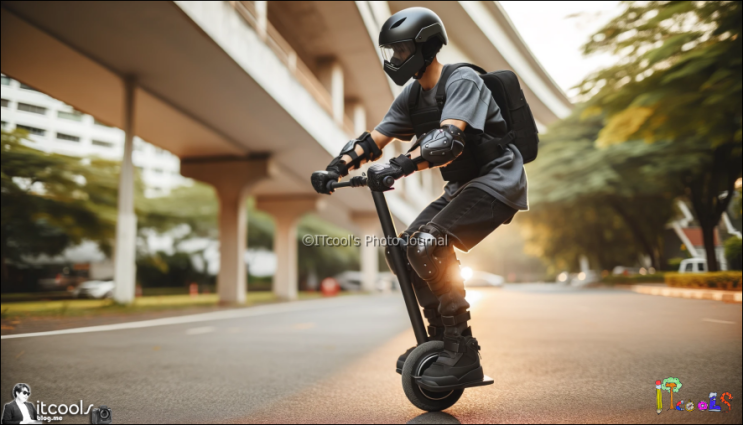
[407,224,458,283]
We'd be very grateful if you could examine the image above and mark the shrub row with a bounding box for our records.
[601,273,666,284]
[664,272,742,291]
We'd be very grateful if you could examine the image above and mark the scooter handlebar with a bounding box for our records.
[326,176,368,192]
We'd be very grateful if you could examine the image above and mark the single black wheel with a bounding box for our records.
[401,341,464,411]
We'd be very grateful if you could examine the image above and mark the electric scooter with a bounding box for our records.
[327,175,493,411]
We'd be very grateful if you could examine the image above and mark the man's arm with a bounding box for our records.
[341,119,466,173]
[337,130,393,173]
[364,119,467,192]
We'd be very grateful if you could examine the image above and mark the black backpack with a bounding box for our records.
[409,63,540,165]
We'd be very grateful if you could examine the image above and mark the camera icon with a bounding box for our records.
[91,405,112,424]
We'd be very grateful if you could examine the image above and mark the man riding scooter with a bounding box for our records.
[311,7,530,389]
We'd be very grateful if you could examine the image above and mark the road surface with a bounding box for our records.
[2,284,741,423]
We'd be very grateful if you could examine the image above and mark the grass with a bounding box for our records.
[0,291,335,319]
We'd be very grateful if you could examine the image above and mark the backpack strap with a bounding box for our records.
[408,80,422,109]
[434,63,487,109]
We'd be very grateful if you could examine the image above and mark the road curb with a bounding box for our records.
[627,284,742,303]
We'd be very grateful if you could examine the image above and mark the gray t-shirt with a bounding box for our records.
[374,66,529,211]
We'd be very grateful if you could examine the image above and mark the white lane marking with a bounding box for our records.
[702,318,736,325]
[1,295,366,340]
[186,326,215,335]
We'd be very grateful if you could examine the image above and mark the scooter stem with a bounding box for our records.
[371,191,428,345]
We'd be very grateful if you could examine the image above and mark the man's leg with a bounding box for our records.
[407,187,517,386]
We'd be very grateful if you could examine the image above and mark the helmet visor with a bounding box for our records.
[380,41,416,68]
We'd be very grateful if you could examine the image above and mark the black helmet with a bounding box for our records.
[379,7,448,86]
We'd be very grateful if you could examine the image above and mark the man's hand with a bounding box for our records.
[311,170,340,195]
[367,154,417,191]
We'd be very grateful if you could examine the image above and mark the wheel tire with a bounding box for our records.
[401,341,463,411]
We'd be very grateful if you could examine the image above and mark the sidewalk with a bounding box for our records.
[626,283,742,303]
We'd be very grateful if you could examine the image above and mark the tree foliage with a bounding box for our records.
[579,1,741,148]
[575,1,742,270]
[1,129,127,280]
[521,105,693,271]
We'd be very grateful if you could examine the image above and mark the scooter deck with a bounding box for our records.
[413,375,494,392]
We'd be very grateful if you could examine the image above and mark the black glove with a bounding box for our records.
[311,170,340,195]
[366,154,417,192]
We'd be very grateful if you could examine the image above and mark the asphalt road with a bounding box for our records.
[1,284,741,424]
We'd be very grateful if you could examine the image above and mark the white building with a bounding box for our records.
[1,74,187,197]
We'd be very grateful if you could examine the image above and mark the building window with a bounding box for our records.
[19,83,40,92]
[17,102,47,115]
[58,110,84,122]
[16,124,46,136]
[1,121,7,129]
[1,75,10,86]
[57,132,80,142]
[1,99,8,108]
[92,140,115,148]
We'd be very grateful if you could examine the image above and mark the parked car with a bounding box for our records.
[678,258,707,273]
[334,271,397,292]
[71,280,115,299]
[464,271,504,288]
[569,270,600,286]
[376,272,399,292]
[612,266,641,276]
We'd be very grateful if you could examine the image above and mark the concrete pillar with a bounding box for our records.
[113,78,137,304]
[181,157,274,304]
[353,213,382,293]
[318,59,344,125]
[256,196,323,301]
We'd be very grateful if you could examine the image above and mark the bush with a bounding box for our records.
[665,272,742,291]
[724,236,742,271]
[136,251,214,288]
[601,273,666,284]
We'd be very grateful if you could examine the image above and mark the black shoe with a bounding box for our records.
[418,334,483,388]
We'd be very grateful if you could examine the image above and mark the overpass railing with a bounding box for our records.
[230,1,355,137]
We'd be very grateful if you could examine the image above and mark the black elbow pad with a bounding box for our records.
[420,125,465,167]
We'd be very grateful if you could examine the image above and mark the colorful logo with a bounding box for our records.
[655,377,733,414]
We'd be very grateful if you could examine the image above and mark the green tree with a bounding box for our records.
[1,129,124,283]
[523,106,695,270]
[578,1,742,270]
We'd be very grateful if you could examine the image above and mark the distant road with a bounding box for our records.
[2,285,741,423]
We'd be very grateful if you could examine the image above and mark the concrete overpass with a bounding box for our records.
[0,1,572,304]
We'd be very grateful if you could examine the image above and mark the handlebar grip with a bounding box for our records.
[327,176,368,191]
